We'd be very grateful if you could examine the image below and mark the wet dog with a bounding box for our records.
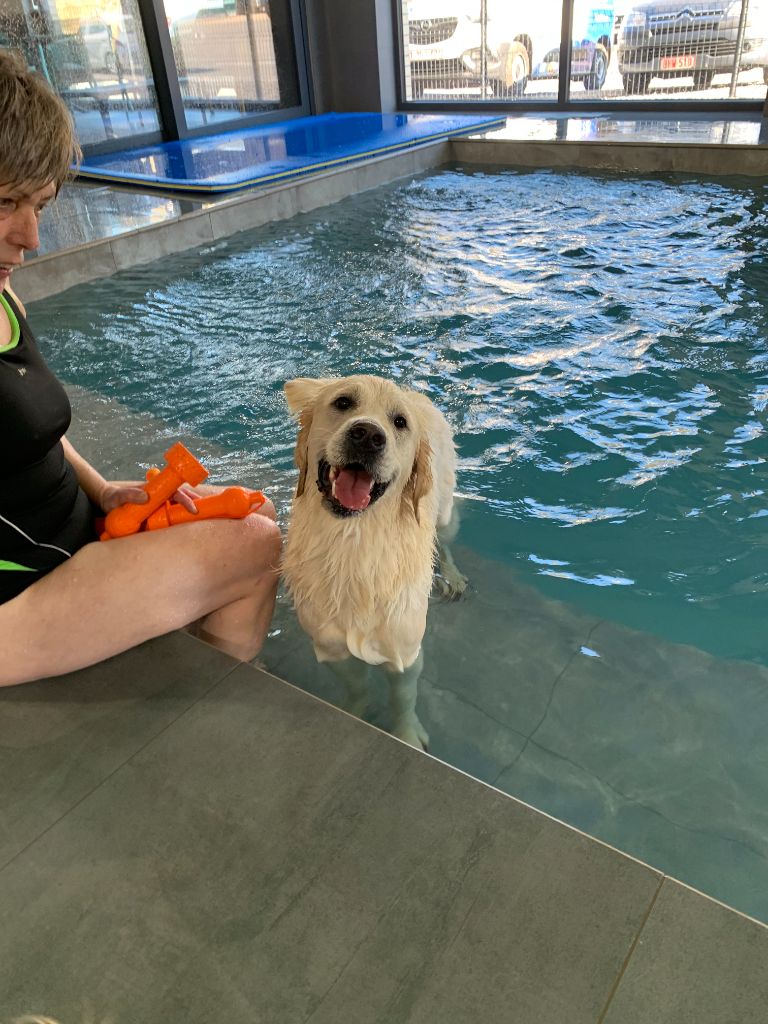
[282,375,466,748]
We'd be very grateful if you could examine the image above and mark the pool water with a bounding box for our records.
[32,166,768,920]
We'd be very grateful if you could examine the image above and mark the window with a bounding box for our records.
[164,0,302,129]
[1,0,160,145]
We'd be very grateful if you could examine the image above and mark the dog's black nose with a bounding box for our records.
[348,421,387,453]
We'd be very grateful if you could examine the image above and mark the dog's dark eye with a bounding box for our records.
[393,414,408,430]
[333,395,354,411]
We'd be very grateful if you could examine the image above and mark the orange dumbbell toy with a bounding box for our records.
[145,487,266,530]
[100,442,208,541]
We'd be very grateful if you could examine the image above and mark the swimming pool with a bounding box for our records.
[32,166,768,921]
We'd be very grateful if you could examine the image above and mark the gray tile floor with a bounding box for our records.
[3,631,768,1023]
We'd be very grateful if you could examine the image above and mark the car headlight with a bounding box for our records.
[624,9,647,28]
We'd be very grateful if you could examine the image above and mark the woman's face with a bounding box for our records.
[0,179,56,289]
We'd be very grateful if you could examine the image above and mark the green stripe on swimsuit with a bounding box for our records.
[0,560,36,572]
[0,292,20,353]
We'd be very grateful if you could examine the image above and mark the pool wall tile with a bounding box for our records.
[208,185,299,240]
[16,238,118,303]
[452,139,768,176]
[602,878,768,1024]
[0,632,238,869]
[109,210,215,271]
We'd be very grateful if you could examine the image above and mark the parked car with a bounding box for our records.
[617,0,768,93]
[528,0,615,89]
[80,19,128,74]
[406,0,615,97]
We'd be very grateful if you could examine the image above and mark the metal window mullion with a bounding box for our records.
[293,0,315,113]
[136,0,187,141]
[558,0,574,106]
[392,0,407,105]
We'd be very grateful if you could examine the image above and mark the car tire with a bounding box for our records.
[492,42,529,98]
[583,44,609,91]
[692,70,714,90]
[622,72,651,95]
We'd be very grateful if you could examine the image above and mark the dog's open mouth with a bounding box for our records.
[317,459,390,516]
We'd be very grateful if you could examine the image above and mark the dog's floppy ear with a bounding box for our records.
[403,437,433,524]
[284,378,326,498]
[284,378,326,416]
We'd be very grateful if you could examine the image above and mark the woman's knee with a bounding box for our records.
[257,496,277,522]
[236,511,282,574]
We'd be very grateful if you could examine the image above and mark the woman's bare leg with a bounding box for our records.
[0,510,282,687]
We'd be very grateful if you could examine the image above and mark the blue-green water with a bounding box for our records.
[30,167,768,920]
[36,167,768,665]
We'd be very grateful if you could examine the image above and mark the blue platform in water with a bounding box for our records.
[76,112,506,196]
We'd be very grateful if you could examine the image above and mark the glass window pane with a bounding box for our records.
[165,0,301,129]
[0,0,160,146]
[402,0,563,102]
[401,0,765,103]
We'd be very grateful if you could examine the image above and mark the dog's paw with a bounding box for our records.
[433,568,469,602]
[391,715,430,752]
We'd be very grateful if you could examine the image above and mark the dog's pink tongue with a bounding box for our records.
[334,468,374,510]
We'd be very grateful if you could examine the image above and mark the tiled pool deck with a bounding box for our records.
[3,631,768,1022]
[5,112,768,1020]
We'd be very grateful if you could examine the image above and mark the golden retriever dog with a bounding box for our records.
[282,375,466,749]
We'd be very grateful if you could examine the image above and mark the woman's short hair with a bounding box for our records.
[0,48,81,192]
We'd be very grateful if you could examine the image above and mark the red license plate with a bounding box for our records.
[660,54,696,71]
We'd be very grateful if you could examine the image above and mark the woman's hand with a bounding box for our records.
[170,484,201,514]
[99,482,201,514]
[99,482,148,514]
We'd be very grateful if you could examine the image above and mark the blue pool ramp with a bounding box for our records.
[76,112,507,196]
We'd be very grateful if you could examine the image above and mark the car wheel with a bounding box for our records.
[583,44,609,91]
[492,42,529,98]
[622,72,651,95]
[692,70,714,90]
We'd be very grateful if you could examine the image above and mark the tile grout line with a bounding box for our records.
[491,618,604,784]
[596,875,666,1024]
[0,657,242,878]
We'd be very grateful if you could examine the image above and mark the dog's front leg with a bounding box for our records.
[385,649,429,751]
[327,656,371,720]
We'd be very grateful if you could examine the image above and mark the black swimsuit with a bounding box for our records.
[0,291,95,604]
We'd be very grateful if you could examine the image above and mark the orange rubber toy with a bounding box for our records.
[145,487,266,530]
[100,442,208,541]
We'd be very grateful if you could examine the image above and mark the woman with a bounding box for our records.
[0,50,282,686]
